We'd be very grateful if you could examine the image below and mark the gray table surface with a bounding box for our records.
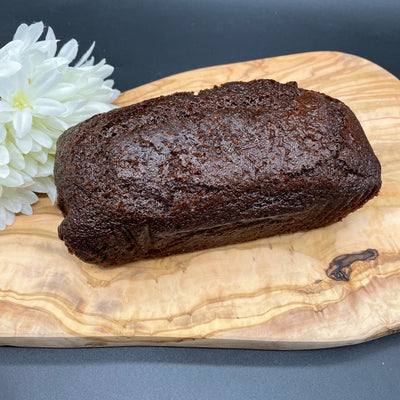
[1,1,400,399]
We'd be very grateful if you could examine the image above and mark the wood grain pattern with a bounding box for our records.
[0,51,399,349]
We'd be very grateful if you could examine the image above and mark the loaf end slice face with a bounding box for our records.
[54,79,381,265]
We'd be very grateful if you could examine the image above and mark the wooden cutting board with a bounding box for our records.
[0,51,399,349]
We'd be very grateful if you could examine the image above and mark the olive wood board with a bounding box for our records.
[0,51,399,349]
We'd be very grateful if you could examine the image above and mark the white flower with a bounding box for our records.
[0,21,120,229]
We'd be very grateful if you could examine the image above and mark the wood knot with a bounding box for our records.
[326,249,379,281]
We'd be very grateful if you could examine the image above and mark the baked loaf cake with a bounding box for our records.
[54,79,381,266]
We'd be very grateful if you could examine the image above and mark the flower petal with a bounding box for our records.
[27,51,47,65]
[33,98,66,115]
[5,209,16,225]
[30,140,42,153]
[29,68,62,98]
[31,40,57,58]
[23,155,38,177]
[13,23,29,41]
[58,39,78,63]
[30,150,48,164]
[0,205,5,229]
[0,60,22,78]
[14,22,44,47]
[109,88,120,103]
[46,83,78,101]
[10,187,38,204]
[0,124,7,142]
[31,129,53,148]
[2,195,22,213]
[26,22,45,44]
[7,141,25,170]
[13,110,32,137]
[103,79,114,88]
[20,203,33,215]
[15,135,33,154]
[42,116,70,131]
[44,26,57,57]
[0,164,9,179]
[75,101,114,116]
[45,26,56,41]
[78,77,103,94]
[0,112,12,123]
[92,88,120,102]
[0,102,14,113]
[36,157,54,176]
[80,58,105,72]
[62,100,87,115]
[83,57,94,67]
[33,57,68,76]
[0,40,24,59]
[2,168,25,187]
[0,76,19,102]
[0,185,37,227]
[32,176,56,202]
[0,145,10,165]
[74,41,95,67]
[94,64,114,79]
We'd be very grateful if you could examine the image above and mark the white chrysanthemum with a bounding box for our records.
[0,21,119,230]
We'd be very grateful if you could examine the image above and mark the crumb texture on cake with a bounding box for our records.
[54,79,381,265]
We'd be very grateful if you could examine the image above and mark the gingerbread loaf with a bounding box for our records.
[54,79,381,265]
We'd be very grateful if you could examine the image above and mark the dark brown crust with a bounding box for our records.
[54,79,381,265]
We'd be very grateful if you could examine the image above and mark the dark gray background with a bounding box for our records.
[1,0,400,399]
